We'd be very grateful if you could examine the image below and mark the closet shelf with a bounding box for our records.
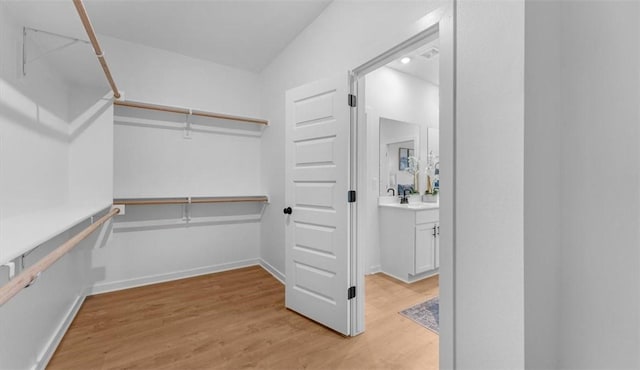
[113,196,269,206]
[0,202,113,266]
[114,100,269,126]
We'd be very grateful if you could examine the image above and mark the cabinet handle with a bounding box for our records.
[437,226,440,236]
[283,207,292,215]
[432,225,437,237]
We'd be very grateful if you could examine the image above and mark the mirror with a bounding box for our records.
[379,117,420,196]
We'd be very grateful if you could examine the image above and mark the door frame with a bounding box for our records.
[348,3,455,367]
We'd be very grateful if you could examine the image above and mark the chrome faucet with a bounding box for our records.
[387,188,395,196]
[400,189,410,204]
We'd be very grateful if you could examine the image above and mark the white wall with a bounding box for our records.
[556,2,639,368]
[524,3,640,369]
[367,66,439,195]
[0,4,113,369]
[524,1,562,368]
[92,36,265,292]
[0,218,108,370]
[456,1,525,368]
[366,66,439,134]
[102,36,261,118]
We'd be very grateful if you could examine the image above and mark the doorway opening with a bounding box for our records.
[355,28,440,331]
[348,6,454,366]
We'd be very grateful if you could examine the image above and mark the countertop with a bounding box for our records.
[378,202,439,210]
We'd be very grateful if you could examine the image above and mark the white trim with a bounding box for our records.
[351,19,444,336]
[259,259,285,285]
[88,258,260,295]
[35,294,86,370]
[379,270,439,284]
[349,5,455,364]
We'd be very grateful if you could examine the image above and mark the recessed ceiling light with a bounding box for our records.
[400,57,411,64]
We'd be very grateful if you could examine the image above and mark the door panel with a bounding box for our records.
[285,76,350,335]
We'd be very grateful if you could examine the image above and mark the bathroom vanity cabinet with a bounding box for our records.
[379,203,440,283]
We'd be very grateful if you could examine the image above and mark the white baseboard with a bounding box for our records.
[88,258,260,295]
[35,294,86,370]
[379,269,439,284]
[259,258,285,284]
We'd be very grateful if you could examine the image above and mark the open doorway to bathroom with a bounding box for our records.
[364,30,440,329]
[349,10,452,364]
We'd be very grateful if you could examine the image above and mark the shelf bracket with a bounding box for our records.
[1,262,16,280]
[182,197,192,222]
[22,27,90,77]
[184,109,193,139]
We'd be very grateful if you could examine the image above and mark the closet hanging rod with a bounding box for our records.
[114,100,269,126]
[72,0,121,99]
[113,196,269,206]
[0,208,120,307]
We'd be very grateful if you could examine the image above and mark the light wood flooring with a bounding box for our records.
[48,266,439,369]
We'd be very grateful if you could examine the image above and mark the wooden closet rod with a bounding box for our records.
[114,100,269,126]
[114,196,269,206]
[72,0,121,99]
[0,208,120,307]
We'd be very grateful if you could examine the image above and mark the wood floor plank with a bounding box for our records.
[48,266,438,369]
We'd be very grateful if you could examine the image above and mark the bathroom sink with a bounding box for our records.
[378,196,399,205]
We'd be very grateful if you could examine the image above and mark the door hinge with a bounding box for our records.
[348,93,357,107]
[347,190,356,203]
[348,286,356,299]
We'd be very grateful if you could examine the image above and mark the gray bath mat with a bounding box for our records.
[399,296,439,334]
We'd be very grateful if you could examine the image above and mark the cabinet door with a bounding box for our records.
[415,222,437,274]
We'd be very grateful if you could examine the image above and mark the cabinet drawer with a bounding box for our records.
[416,209,439,224]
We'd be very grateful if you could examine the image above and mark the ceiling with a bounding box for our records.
[387,36,439,86]
[4,0,333,73]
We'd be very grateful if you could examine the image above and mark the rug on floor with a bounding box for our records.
[399,296,439,334]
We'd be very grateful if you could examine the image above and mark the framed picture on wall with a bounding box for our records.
[399,148,415,170]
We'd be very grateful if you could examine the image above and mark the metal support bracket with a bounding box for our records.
[184,109,193,139]
[182,197,192,222]
[1,262,16,280]
[22,27,90,77]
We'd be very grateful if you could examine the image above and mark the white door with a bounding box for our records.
[284,76,351,335]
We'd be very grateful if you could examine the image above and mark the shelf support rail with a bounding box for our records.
[72,0,121,99]
[114,100,269,126]
[113,196,269,206]
[0,208,120,307]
